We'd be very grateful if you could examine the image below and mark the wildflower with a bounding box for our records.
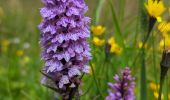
[158,21,170,34]
[138,42,147,49]
[91,25,106,36]
[1,39,10,47]
[23,56,30,64]
[39,0,91,98]
[145,0,166,20]
[19,56,30,66]
[108,37,122,55]
[168,94,170,100]
[153,91,164,100]
[23,42,30,49]
[11,37,20,44]
[93,37,105,46]
[159,35,170,50]
[106,67,135,100]
[149,82,160,90]
[16,50,24,57]
[1,39,10,52]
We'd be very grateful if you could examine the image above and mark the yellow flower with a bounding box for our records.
[145,0,166,18]
[108,37,116,44]
[0,7,4,17]
[108,37,122,55]
[1,39,10,52]
[149,82,160,90]
[153,91,164,100]
[158,21,170,34]
[159,35,170,50]
[20,56,30,65]
[159,39,165,49]
[138,42,147,49]
[16,50,24,57]
[1,39,10,47]
[23,56,30,64]
[168,94,170,100]
[91,26,106,36]
[93,37,105,46]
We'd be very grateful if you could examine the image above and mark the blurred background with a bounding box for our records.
[0,0,170,100]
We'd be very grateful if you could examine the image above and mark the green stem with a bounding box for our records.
[7,59,13,100]
[165,77,169,100]
[158,67,169,100]
[89,61,104,99]
[133,15,139,47]
[151,32,158,90]
[158,79,163,100]
[140,48,147,100]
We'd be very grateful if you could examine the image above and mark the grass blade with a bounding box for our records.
[95,0,105,25]
[107,0,125,48]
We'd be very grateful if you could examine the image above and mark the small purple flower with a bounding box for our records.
[39,0,91,97]
[106,67,135,100]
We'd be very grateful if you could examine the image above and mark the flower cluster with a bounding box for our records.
[91,26,122,55]
[106,67,135,100]
[39,0,91,97]
[149,82,164,100]
[91,25,106,46]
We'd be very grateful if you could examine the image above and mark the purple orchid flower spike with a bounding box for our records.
[106,67,135,100]
[38,0,91,99]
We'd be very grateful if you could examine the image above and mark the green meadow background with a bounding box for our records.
[0,0,170,100]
